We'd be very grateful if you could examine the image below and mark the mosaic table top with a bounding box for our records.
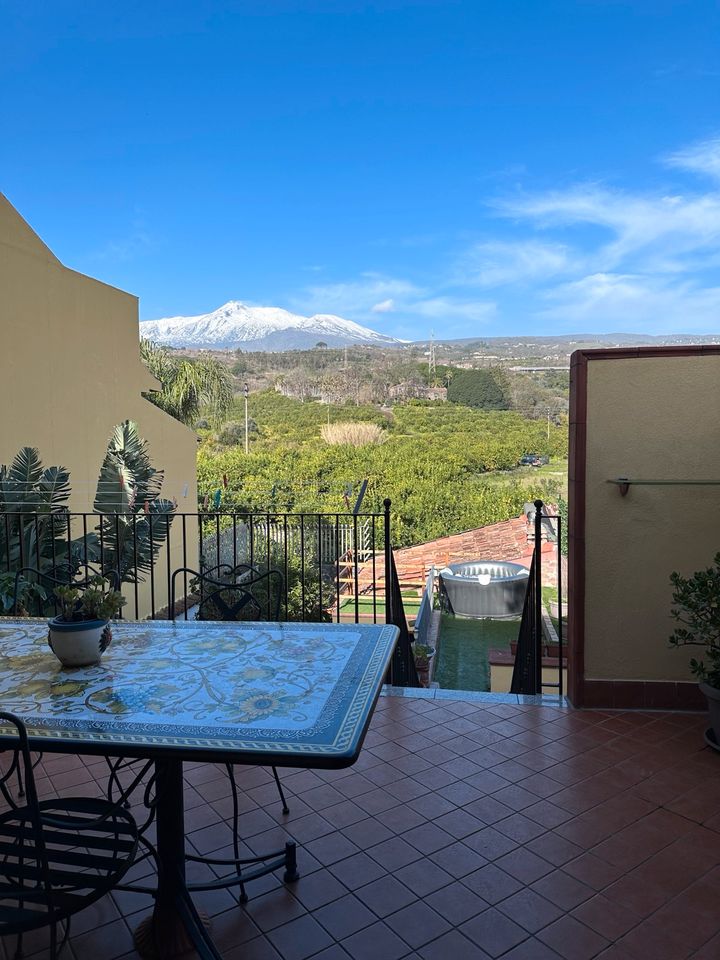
[0,619,398,766]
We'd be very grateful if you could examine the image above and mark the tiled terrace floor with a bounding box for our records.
[4,695,720,960]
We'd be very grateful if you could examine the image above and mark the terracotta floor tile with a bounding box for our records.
[305,832,360,866]
[354,787,402,816]
[461,863,524,904]
[291,870,348,911]
[464,825,519,860]
[394,857,454,897]
[341,920,412,960]
[429,839,487,878]
[341,816,394,848]
[692,930,720,959]
[402,821,455,856]
[497,887,564,933]
[526,833,583,866]
[494,812,548,843]
[531,870,594,910]
[571,894,640,940]
[314,893,377,940]
[426,880,489,925]
[328,852,387,890]
[242,887,307,932]
[418,929,493,959]
[69,918,136,960]
[267,914,334,960]
[562,853,626,891]
[602,873,671,919]
[460,907,528,958]
[502,938,566,960]
[309,947,354,960]
[366,836,423,871]
[385,900,452,949]
[464,795,515,825]
[432,807,485,839]
[496,847,554,884]
[537,915,609,960]
[375,805,427,835]
[210,906,264,952]
[10,697,719,960]
[407,791,457,819]
[619,916,697,960]
[385,777,432,802]
[464,769,511,794]
[354,874,417,918]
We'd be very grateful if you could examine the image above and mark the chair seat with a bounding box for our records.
[0,796,138,934]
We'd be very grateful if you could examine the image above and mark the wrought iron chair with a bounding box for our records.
[169,564,291,901]
[0,712,140,959]
[171,563,284,622]
[170,564,289,812]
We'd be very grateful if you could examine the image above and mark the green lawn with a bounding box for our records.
[434,613,519,692]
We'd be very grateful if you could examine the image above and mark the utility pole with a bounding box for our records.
[428,330,436,382]
[244,382,249,454]
[547,410,551,442]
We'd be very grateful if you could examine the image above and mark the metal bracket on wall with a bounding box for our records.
[607,478,720,497]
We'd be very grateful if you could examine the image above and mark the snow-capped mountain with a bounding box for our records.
[139,301,401,351]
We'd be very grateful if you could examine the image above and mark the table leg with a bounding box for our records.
[133,758,213,960]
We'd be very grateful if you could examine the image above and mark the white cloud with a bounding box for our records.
[495,184,720,273]
[372,298,395,313]
[539,272,720,333]
[664,137,720,180]
[411,297,496,321]
[286,136,720,337]
[455,240,573,287]
[298,274,422,317]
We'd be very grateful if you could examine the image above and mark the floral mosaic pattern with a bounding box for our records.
[0,620,398,761]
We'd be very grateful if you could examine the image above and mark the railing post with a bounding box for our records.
[534,499,544,693]
[383,498,392,628]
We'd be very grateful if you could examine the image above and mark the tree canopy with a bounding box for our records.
[140,339,234,426]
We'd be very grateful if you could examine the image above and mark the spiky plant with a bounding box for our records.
[93,421,176,584]
[0,447,79,578]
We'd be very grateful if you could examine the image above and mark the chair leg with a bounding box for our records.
[271,766,289,815]
[14,933,23,960]
[225,764,248,904]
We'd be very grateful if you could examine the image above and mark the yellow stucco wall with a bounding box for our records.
[0,194,198,615]
[583,354,720,682]
[490,663,567,694]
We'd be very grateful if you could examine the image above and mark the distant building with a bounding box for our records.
[388,380,447,402]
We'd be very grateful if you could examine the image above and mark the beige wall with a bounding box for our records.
[491,663,567,694]
[0,194,198,615]
[582,354,720,682]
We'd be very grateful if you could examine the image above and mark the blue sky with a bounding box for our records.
[3,0,720,339]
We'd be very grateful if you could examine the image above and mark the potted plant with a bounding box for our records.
[413,643,436,687]
[48,577,126,667]
[669,553,720,746]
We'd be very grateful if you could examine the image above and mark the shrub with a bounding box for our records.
[216,419,258,446]
[321,423,385,446]
[447,369,510,409]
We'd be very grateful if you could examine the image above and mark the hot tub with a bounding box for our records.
[439,560,529,619]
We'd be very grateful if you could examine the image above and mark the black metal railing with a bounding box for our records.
[1,501,418,686]
[510,499,565,697]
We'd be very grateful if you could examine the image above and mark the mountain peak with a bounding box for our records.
[139,301,401,351]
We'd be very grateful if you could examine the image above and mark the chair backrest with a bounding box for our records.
[12,565,121,618]
[170,565,284,622]
[0,712,53,902]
